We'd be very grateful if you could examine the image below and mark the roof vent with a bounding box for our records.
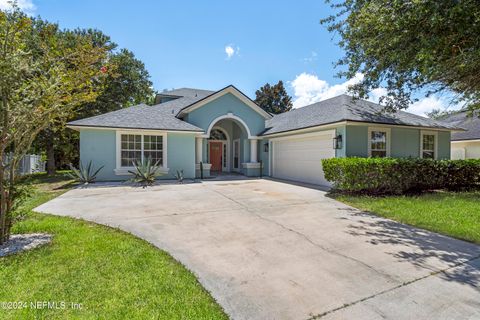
[195,93,197,97]
[171,109,174,114]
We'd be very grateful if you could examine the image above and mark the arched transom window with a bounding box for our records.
[209,128,227,140]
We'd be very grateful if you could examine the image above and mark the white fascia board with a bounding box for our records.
[67,125,204,134]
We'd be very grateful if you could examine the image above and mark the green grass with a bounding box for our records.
[0,173,227,320]
[334,191,480,244]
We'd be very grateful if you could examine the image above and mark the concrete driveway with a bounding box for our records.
[36,179,480,320]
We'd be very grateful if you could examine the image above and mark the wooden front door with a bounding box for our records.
[209,142,223,172]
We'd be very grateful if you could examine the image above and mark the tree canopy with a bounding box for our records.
[78,47,154,118]
[0,7,110,243]
[33,30,154,173]
[255,81,293,114]
[321,0,480,112]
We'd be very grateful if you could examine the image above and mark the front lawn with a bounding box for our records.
[0,173,227,320]
[334,191,480,244]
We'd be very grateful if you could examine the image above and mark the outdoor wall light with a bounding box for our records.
[264,143,269,152]
[333,134,343,149]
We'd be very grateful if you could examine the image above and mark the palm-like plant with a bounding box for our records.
[175,169,184,184]
[128,158,163,188]
[67,161,104,184]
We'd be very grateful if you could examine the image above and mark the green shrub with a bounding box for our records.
[322,158,480,195]
[445,159,480,190]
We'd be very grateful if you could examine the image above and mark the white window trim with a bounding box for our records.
[233,138,240,171]
[201,113,256,139]
[115,130,168,175]
[420,130,438,160]
[368,127,391,157]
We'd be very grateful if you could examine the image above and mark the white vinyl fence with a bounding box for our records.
[3,153,46,176]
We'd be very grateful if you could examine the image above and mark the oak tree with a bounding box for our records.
[321,0,480,111]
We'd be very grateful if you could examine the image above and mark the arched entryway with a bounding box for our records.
[195,113,261,177]
[208,127,230,173]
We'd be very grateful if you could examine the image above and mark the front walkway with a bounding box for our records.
[35,179,480,320]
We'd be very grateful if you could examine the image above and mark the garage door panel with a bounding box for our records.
[272,132,335,186]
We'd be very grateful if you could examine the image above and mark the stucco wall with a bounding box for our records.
[232,122,246,170]
[335,126,346,158]
[259,139,269,176]
[345,126,369,157]
[80,129,118,181]
[167,133,196,179]
[437,131,451,159]
[79,128,196,181]
[184,93,266,135]
[390,127,420,158]
[345,125,451,159]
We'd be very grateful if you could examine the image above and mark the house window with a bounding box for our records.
[144,135,163,165]
[369,130,388,157]
[233,139,240,170]
[421,131,436,159]
[210,129,227,140]
[121,134,142,166]
[223,144,227,167]
[120,133,164,167]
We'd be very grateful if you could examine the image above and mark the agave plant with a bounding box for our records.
[128,158,163,188]
[175,169,184,184]
[67,161,104,184]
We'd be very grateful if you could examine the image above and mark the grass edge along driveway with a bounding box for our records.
[334,190,480,245]
[0,173,228,320]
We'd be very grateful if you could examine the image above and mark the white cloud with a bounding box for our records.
[290,72,462,117]
[225,46,234,59]
[409,96,464,116]
[369,87,388,104]
[0,0,36,14]
[290,72,364,108]
[225,45,240,60]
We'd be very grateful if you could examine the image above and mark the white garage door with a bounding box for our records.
[272,131,335,186]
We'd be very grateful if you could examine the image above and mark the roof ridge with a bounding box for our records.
[70,103,150,121]
[271,95,347,119]
[161,87,215,94]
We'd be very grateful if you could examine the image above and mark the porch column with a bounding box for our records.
[196,137,203,163]
[250,139,258,163]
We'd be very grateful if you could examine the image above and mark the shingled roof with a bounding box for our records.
[68,88,216,131]
[69,89,461,135]
[263,95,459,135]
[68,102,204,132]
[157,88,215,100]
[441,111,480,141]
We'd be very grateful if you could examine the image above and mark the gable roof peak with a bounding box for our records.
[176,85,272,119]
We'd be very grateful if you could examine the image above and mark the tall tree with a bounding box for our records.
[0,7,109,244]
[79,48,154,118]
[255,81,293,114]
[321,0,480,112]
[34,35,154,174]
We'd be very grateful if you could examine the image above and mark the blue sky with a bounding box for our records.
[2,0,457,115]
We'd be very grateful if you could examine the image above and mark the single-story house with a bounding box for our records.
[67,85,459,186]
[441,111,480,159]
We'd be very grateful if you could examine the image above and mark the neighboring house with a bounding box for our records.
[67,85,458,186]
[441,111,480,159]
